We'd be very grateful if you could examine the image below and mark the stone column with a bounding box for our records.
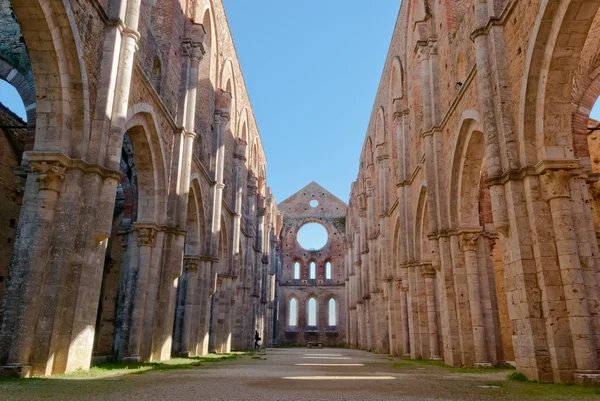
[231,140,247,275]
[180,256,201,356]
[422,265,441,360]
[125,226,156,361]
[460,232,490,367]
[400,278,410,356]
[540,169,598,374]
[1,160,66,375]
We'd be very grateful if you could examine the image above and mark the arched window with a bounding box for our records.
[289,298,298,327]
[325,262,332,280]
[294,262,300,279]
[309,261,316,279]
[307,297,317,327]
[328,298,337,327]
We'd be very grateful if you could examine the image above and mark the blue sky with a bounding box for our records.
[223,0,401,203]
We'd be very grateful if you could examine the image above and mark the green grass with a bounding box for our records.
[389,357,600,399]
[0,353,247,400]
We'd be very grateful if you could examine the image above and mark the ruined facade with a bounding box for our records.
[276,182,347,347]
[346,0,600,385]
[0,0,279,377]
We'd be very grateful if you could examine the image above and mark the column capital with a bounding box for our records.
[460,232,480,252]
[31,160,66,193]
[135,225,157,247]
[184,255,202,272]
[540,168,576,201]
[422,264,436,278]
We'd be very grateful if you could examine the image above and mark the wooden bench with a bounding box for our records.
[306,342,323,349]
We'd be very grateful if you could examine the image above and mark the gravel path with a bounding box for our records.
[77,348,512,401]
[3,348,595,400]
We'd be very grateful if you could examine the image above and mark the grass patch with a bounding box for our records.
[0,353,247,400]
[508,371,528,381]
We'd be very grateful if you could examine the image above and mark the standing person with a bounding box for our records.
[254,330,261,349]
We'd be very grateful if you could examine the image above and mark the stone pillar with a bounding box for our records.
[400,277,410,356]
[0,159,66,376]
[460,232,490,367]
[423,265,441,360]
[124,226,156,361]
[180,256,200,356]
[231,140,247,275]
[540,170,598,374]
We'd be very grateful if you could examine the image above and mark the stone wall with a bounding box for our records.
[346,0,600,385]
[276,182,347,346]
[0,0,276,377]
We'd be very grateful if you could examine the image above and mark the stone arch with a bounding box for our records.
[10,0,90,158]
[519,0,600,167]
[124,109,169,225]
[449,113,485,229]
[186,179,206,256]
[414,185,429,262]
[219,58,237,120]
[194,2,218,150]
[389,56,404,105]
[376,107,386,145]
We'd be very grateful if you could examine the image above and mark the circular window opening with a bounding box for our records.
[297,222,328,251]
[310,199,319,208]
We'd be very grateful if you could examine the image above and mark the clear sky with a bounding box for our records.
[223,0,401,204]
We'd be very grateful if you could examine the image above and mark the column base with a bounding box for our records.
[430,356,443,361]
[0,364,32,378]
[177,351,191,358]
[121,356,141,363]
[474,362,493,368]
[574,371,600,386]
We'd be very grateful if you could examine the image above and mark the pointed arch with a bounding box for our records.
[10,0,90,158]
[448,111,485,230]
[519,0,600,167]
[124,108,169,225]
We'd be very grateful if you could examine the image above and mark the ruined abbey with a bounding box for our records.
[0,0,600,388]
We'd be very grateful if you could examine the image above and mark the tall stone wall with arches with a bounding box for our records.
[0,0,278,377]
[346,0,600,385]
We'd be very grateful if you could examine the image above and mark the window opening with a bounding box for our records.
[326,262,332,279]
[329,298,337,326]
[294,262,300,279]
[310,262,316,279]
[308,298,317,327]
[289,298,298,327]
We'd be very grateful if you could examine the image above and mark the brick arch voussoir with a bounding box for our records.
[11,0,89,158]
[520,0,600,166]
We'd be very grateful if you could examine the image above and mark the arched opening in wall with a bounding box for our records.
[173,181,205,354]
[294,261,300,279]
[309,262,316,280]
[93,132,138,357]
[450,117,514,364]
[297,222,328,251]
[307,297,317,328]
[325,261,332,280]
[93,111,167,360]
[328,298,337,327]
[0,48,36,309]
[289,298,298,327]
[194,7,215,162]
[0,78,28,304]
